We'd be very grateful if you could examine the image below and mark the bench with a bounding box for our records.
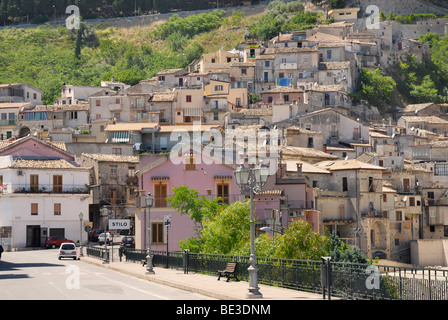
[217,262,239,282]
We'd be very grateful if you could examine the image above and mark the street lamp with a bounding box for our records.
[145,193,155,274]
[234,162,270,299]
[79,212,83,257]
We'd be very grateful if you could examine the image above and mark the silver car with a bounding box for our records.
[58,242,78,260]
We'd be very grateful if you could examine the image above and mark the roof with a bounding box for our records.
[280,145,338,160]
[328,8,360,14]
[400,116,448,124]
[305,32,344,42]
[105,122,159,132]
[263,47,318,55]
[158,125,222,133]
[81,153,139,163]
[318,61,351,70]
[401,103,436,113]
[315,159,384,171]
[284,160,330,174]
[0,102,34,110]
[12,159,84,170]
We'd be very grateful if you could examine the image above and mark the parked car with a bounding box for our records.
[98,232,112,245]
[58,243,78,260]
[120,236,135,248]
[45,236,74,249]
[89,229,104,242]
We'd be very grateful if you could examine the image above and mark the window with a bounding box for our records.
[186,95,192,103]
[383,194,387,202]
[128,166,135,177]
[284,94,289,102]
[241,69,247,75]
[396,211,402,221]
[435,164,448,176]
[154,183,167,208]
[31,203,38,215]
[96,100,101,106]
[327,50,332,59]
[33,93,37,99]
[342,177,348,192]
[265,61,270,67]
[112,148,122,155]
[110,165,118,177]
[217,183,229,204]
[152,222,164,244]
[409,197,415,206]
[30,174,39,192]
[53,175,62,193]
[54,203,61,215]
[215,85,223,91]
[185,154,196,171]
[214,112,219,121]
[369,177,374,192]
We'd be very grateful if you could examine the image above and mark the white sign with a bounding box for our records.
[109,219,131,230]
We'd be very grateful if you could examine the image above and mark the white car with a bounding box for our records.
[98,232,112,245]
[58,242,78,260]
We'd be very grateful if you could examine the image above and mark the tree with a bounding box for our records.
[358,68,397,112]
[328,0,345,9]
[329,232,367,264]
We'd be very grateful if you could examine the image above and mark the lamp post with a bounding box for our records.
[145,193,155,274]
[79,212,83,257]
[234,162,269,299]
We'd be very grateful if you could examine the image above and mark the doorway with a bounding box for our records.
[26,225,41,247]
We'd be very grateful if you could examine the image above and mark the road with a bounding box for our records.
[0,249,214,300]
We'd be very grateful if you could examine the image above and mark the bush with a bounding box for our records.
[31,16,48,24]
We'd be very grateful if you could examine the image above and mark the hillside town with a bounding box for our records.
[1,3,448,270]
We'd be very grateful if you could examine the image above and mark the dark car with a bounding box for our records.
[89,229,104,242]
[120,236,135,248]
[45,236,74,249]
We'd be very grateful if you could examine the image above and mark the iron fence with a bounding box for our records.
[86,248,448,300]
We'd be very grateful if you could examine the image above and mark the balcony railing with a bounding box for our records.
[3,184,89,194]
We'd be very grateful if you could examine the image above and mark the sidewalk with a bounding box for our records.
[80,255,330,300]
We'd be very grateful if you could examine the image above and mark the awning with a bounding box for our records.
[112,131,130,143]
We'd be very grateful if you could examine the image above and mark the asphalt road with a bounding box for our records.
[0,249,215,300]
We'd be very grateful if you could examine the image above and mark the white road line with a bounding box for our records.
[93,273,170,300]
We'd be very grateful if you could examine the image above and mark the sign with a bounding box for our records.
[109,219,131,230]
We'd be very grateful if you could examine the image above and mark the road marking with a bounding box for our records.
[94,273,170,300]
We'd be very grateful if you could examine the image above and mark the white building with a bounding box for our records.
[0,155,90,250]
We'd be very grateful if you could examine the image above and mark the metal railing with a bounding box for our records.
[86,248,448,300]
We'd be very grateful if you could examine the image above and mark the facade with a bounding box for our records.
[0,135,87,250]
[135,153,239,252]
[79,153,139,231]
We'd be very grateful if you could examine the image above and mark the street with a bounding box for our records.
[0,249,215,300]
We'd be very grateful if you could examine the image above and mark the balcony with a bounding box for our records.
[108,103,122,111]
[4,183,90,194]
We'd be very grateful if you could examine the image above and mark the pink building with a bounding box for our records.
[135,153,240,252]
[257,161,320,234]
